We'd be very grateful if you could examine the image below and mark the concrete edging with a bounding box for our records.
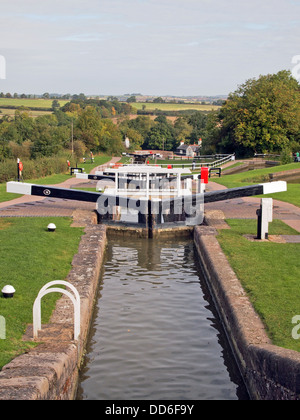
[194,224,300,400]
[0,211,107,400]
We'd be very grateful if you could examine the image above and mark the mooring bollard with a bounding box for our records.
[256,198,273,240]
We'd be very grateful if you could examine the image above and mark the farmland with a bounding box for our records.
[0,98,220,119]
[131,102,221,112]
[0,98,69,109]
[0,98,69,119]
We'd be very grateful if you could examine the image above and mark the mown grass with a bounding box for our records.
[216,162,300,187]
[78,154,112,173]
[215,162,300,207]
[217,219,300,352]
[0,217,84,369]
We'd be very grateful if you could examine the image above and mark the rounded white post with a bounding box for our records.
[33,281,81,341]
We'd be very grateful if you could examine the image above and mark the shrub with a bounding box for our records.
[0,155,71,182]
[280,148,293,165]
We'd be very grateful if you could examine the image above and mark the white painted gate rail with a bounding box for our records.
[33,281,81,341]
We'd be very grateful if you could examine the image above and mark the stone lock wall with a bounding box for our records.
[1,211,300,400]
[194,225,300,400]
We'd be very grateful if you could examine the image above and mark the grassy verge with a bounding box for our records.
[0,217,84,370]
[215,162,300,187]
[217,219,300,352]
[75,154,112,173]
[214,162,300,207]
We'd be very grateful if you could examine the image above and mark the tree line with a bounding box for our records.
[118,70,300,157]
[0,99,134,161]
[0,70,299,164]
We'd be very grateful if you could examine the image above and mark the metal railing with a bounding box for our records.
[159,154,235,170]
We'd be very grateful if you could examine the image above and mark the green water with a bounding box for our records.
[76,236,249,400]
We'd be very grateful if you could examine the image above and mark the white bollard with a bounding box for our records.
[197,179,206,194]
[185,178,192,193]
[257,198,273,240]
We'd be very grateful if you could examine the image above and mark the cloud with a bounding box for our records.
[60,33,113,42]
[0,0,300,95]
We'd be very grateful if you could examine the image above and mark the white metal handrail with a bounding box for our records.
[33,280,80,341]
[160,154,235,169]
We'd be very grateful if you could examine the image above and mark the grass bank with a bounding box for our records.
[0,217,84,370]
[217,219,300,352]
[214,162,300,207]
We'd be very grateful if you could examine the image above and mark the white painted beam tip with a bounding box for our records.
[6,181,33,195]
[261,181,287,195]
[75,173,89,179]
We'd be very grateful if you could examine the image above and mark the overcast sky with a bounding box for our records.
[0,0,300,97]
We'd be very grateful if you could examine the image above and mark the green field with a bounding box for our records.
[0,108,54,118]
[0,98,221,119]
[0,98,68,109]
[131,102,220,112]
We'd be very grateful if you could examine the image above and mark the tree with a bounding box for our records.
[120,115,155,140]
[75,107,102,150]
[8,140,33,159]
[120,127,143,149]
[127,96,136,103]
[173,117,193,144]
[14,110,36,143]
[188,112,207,142]
[98,119,124,154]
[219,70,300,155]
[143,116,175,150]
[73,140,87,162]
[52,99,60,111]
[153,97,165,103]
[75,107,123,153]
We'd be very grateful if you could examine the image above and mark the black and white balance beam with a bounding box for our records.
[6,181,287,206]
[75,173,115,182]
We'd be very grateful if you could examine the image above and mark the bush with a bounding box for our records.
[280,148,293,165]
[0,155,71,183]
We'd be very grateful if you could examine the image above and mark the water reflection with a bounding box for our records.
[76,236,249,400]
